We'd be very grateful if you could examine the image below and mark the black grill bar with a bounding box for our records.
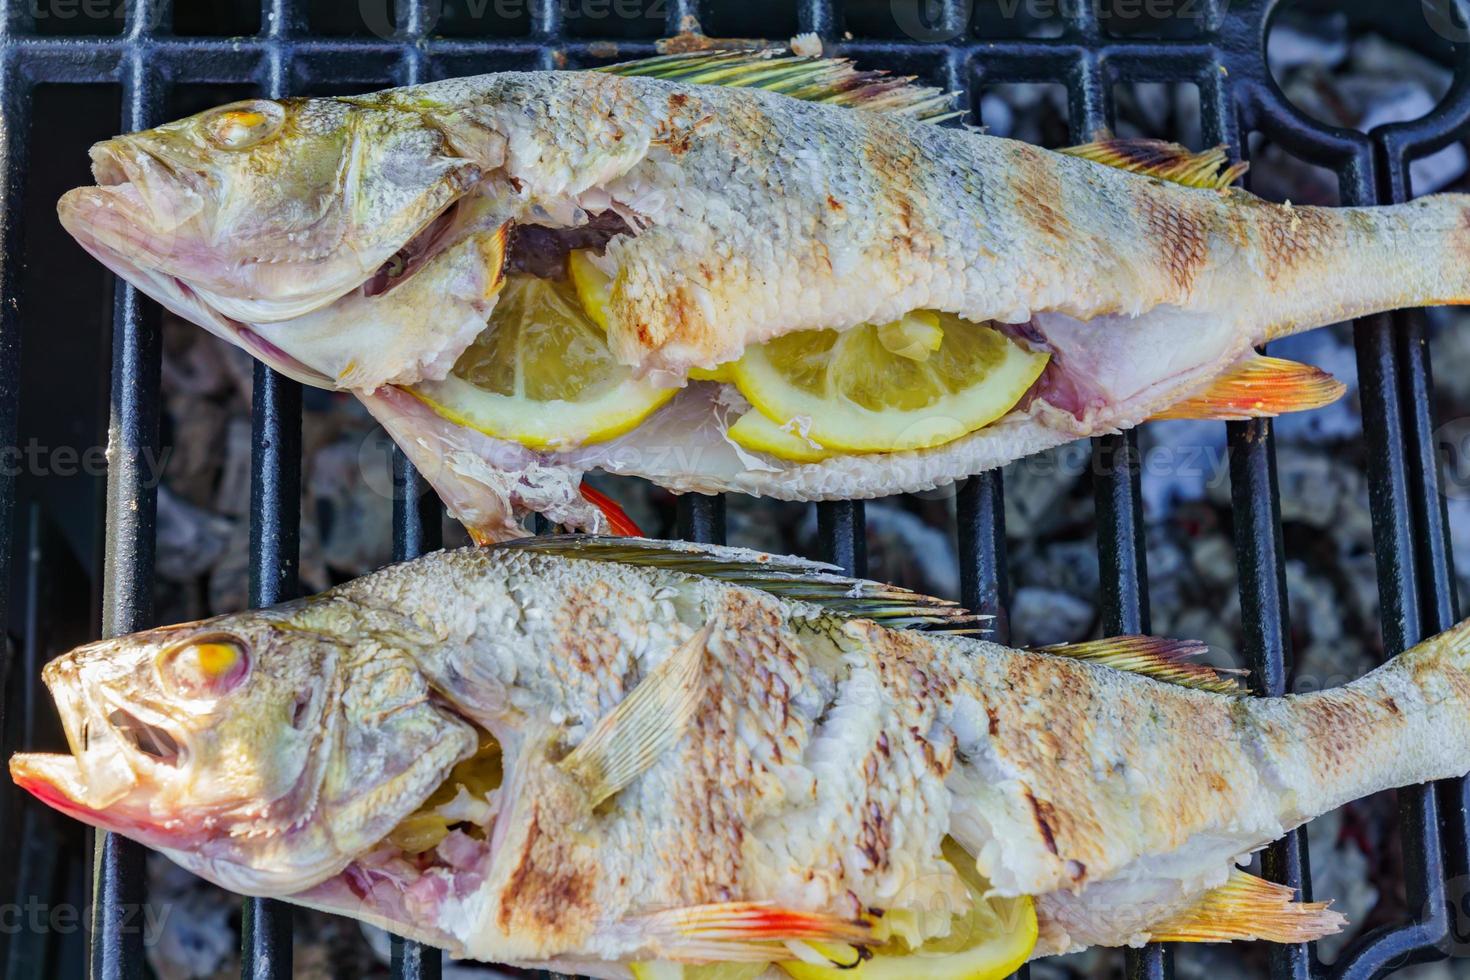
[243,362,302,978]
[390,450,444,980]
[92,29,165,980]
[0,54,28,644]
[0,1,1467,978]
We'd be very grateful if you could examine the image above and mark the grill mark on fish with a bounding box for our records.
[498,800,596,933]
[1009,146,1071,244]
[1254,200,1339,282]
[1024,787,1061,856]
[1136,188,1209,296]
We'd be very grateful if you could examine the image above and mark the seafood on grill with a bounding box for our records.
[56,40,1470,540]
[15,536,1470,977]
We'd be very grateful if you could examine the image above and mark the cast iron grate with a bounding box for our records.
[0,1,1465,978]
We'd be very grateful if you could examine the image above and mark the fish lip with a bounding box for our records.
[57,190,334,388]
[10,752,211,849]
[10,752,134,830]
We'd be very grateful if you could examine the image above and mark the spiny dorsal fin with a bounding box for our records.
[596,48,961,125]
[1035,636,1246,694]
[1059,135,1247,189]
[559,623,710,806]
[1151,355,1346,422]
[497,535,986,631]
[1147,869,1345,943]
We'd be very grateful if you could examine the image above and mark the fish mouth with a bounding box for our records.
[8,752,190,847]
[58,186,334,387]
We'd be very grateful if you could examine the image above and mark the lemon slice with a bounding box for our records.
[728,410,833,463]
[409,275,674,450]
[631,963,770,980]
[569,248,613,331]
[877,311,944,361]
[731,315,1049,454]
[781,839,1037,980]
[690,364,735,383]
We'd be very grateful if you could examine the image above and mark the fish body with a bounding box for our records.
[58,50,1470,538]
[13,539,1470,973]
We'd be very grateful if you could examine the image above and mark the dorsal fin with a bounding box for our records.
[1035,636,1246,694]
[1059,135,1247,189]
[595,48,961,125]
[1151,355,1346,422]
[496,535,985,631]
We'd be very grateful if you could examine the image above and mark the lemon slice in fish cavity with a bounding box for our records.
[409,274,674,450]
[731,313,1049,455]
[782,838,1038,980]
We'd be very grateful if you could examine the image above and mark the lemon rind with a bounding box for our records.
[731,328,1050,455]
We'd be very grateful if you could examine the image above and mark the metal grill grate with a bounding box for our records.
[0,1,1467,978]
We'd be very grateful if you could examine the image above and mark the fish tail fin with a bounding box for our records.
[1255,617,1470,828]
[1255,192,1470,341]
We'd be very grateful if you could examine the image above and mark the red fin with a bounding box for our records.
[1147,869,1346,943]
[1151,356,1346,422]
[639,902,875,960]
[1036,636,1246,694]
[579,482,643,537]
[1059,135,1247,189]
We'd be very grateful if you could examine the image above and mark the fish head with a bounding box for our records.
[10,607,476,895]
[58,96,492,387]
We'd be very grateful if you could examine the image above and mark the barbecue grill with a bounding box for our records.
[0,0,1466,978]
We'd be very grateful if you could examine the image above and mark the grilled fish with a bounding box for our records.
[13,537,1470,975]
[57,43,1470,539]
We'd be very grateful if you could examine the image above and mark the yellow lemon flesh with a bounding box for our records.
[728,410,834,463]
[409,274,674,450]
[569,248,613,331]
[877,310,945,361]
[731,314,1050,454]
[385,732,502,855]
[630,963,770,980]
[781,839,1037,980]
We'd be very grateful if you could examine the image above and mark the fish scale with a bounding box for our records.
[13,540,1470,971]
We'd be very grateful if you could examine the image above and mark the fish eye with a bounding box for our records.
[200,100,284,152]
[159,633,251,699]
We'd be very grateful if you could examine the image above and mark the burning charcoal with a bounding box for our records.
[1009,585,1094,646]
[859,500,960,599]
[309,428,397,578]
[154,485,235,584]
[145,856,237,980]
[1305,808,1377,963]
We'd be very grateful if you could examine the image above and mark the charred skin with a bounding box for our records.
[13,544,1470,968]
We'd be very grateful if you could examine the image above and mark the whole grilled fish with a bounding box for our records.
[57,44,1470,539]
[13,537,1470,974]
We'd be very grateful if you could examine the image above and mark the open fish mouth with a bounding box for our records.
[56,199,334,387]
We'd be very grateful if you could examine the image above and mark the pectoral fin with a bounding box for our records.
[1146,869,1345,943]
[1151,355,1346,422]
[558,623,711,806]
